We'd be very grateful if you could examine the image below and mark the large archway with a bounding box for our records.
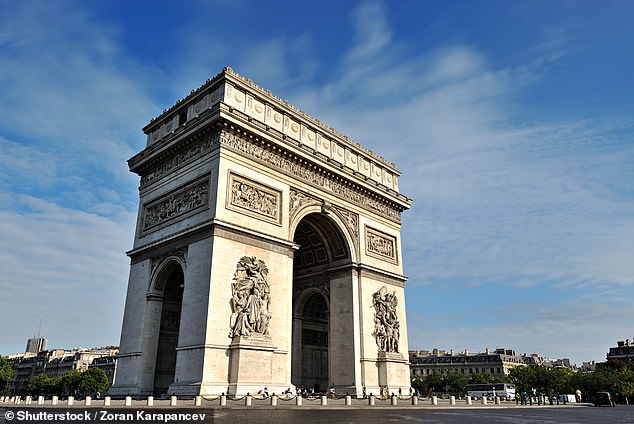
[152,262,184,396]
[291,213,351,393]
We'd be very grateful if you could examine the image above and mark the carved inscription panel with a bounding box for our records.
[365,226,398,264]
[226,172,282,225]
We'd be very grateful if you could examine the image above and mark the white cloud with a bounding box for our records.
[0,195,135,351]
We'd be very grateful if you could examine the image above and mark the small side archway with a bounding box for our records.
[149,259,185,396]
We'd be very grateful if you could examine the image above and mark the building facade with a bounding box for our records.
[7,347,118,395]
[607,339,634,362]
[409,348,527,379]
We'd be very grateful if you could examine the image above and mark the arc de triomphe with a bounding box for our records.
[109,68,412,397]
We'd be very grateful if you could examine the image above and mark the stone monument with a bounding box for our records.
[109,67,412,397]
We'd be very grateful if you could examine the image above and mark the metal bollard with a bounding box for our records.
[321,395,327,406]
[52,396,58,405]
[369,394,375,406]
[68,396,74,406]
[412,396,418,406]
[85,396,91,406]
[271,394,277,406]
[450,396,456,405]
[466,395,472,405]
[345,395,352,406]
[125,396,132,406]
[147,396,154,406]
[104,396,111,406]
[431,396,438,405]
[195,396,202,406]
[245,394,252,406]
[295,396,302,406]
[170,395,177,406]
[220,394,227,406]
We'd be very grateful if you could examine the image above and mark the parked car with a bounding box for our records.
[593,392,615,407]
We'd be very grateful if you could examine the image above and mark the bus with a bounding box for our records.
[465,383,516,400]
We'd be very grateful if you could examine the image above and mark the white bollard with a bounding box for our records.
[245,394,252,406]
[67,396,74,406]
[466,395,472,405]
[481,396,488,405]
[38,396,44,405]
[450,396,456,405]
[195,395,202,406]
[495,396,500,405]
[170,395,177,406]
[147,396,154,406]
[295,396,302,406]
[345,395,352,406]
[391,394,398,406]
[125,396,132,406]
[271,394,277,406]
[26,396,32,405]
[104,396,111,406]
[321,395,327,406]
[220,394,227,406]
[431,395,438,405]
[412,396,418,406]
[52,396,58,405]
[369,394,375,406]
[85,396,91,406]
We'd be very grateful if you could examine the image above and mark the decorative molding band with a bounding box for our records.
[142,177,210,233]
[365,226,398,264]
[226,172,282,225]
[219,130,402,223]
[140,132,220,187]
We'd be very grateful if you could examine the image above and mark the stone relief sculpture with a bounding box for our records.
[371,286,400,353]
[229,256,272,339]
[143,180,209,230]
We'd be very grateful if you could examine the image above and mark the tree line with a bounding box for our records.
[411,360,634,403]
[0,357,110,398]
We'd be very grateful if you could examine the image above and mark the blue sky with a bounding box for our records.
[1,0,633,365]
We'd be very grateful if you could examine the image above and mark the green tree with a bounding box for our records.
[60,370,83,396]
[0,357,13,396]
[79,368,110,396]
[509,366,536,392]
[446,371,468,395]
[425,372,446,395]
[28,374,61,398]
[469,372,495,384]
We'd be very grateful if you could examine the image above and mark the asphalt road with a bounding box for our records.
[2,405,633,424]
[212,406,633,424]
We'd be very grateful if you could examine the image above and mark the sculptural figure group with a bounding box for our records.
[372,286,400,353]
[229,256,272,338]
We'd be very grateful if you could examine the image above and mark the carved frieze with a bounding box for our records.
[372,286,400,353]
[228,256,272,339]
[219,130,402,223]
[365,226,398,264]
[142,178,210,232]
[140,133,219,187]
[227,173,282,225]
